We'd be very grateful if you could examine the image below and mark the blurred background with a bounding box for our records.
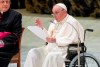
[10,0,100,18]
[8,0,100,67]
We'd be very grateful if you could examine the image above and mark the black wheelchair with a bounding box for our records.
[65,29,100,67]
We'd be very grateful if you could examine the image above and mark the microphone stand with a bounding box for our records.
[67,22,81,67]
[51,20,82,67]
[77,38,81,67]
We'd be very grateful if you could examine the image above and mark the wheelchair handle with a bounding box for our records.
[84,29,94,41]
[85,29,94,32]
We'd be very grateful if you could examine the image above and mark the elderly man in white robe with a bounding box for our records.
[24,3,84,67]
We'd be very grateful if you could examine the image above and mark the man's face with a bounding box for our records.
[0,0,10,12]
[52,5,66,22]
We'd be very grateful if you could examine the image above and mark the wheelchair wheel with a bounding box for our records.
[69,53,100,67]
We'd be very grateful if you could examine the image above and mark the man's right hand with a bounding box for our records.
[35,17,43,30]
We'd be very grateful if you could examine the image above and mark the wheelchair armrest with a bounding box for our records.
[66,43,86,60]
[68,43,86,52]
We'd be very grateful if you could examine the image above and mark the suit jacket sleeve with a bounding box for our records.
[2,11,22,47]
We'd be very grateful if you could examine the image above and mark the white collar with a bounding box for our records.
[0,12,3,14]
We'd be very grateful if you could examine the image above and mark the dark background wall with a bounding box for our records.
[10,0,25,9]
[10,0,100,18]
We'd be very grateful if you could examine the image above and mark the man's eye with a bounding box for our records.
[0,1,10,3]
[0,1,4,3]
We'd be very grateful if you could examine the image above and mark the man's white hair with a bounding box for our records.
[56,3,67,11]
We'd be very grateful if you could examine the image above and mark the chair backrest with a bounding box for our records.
[10,27,25,67]
[18,27,25,50]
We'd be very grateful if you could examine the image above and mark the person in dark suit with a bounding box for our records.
[0,0,22,67]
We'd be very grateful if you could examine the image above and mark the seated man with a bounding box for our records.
[24,3,84,67]
[0,0,22,67]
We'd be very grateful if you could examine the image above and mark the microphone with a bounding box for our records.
[66,21,82,67]
[66,22,81,43]
[50,19,82,67]
[50,20,82,43]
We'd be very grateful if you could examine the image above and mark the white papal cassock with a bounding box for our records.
[24,14,84,67]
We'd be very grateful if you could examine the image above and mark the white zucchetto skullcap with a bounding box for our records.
[56,3,67,11]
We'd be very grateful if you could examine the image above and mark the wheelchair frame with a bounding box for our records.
[65,29,100,67]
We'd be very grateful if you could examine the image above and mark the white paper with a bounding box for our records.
[27,26,48,41]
